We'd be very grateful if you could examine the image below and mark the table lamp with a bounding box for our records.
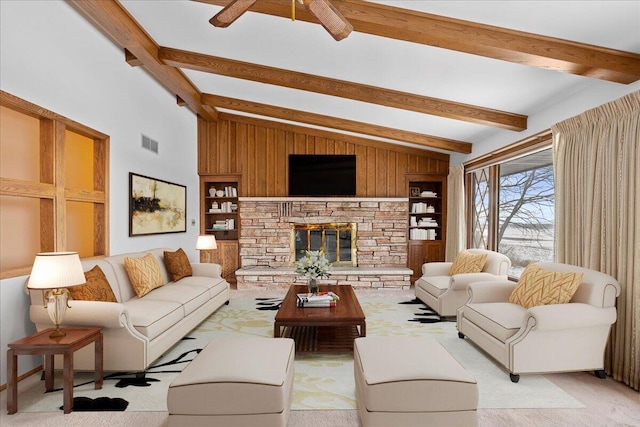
[27,252,86,339]
[196,235,217,263]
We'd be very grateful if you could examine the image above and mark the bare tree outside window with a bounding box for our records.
[498,150,554,276]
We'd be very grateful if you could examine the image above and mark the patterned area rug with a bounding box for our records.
[14,295,583,412]
[400,297,457,323]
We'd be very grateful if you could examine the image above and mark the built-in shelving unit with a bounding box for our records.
[406,174,447,282]
[409,187,443,241]
[204,183,239,241]
[200,174,242,284]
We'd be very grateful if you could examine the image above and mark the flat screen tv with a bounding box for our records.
[289,154,356,196]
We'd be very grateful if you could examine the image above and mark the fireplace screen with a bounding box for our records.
[291,223,356,266]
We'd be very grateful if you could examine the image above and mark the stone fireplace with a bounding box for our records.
[235,198,413,289]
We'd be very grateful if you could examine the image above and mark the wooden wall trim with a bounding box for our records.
[1,91,110,278]
[1,90,108,140]
[464,129,552,171]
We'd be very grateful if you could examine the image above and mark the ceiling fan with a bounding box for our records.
[209,0,353,41]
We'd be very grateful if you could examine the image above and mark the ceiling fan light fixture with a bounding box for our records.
[209,0,257,28]
[209,0,352,42]
[302,0,353,41]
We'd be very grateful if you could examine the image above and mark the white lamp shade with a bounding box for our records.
[196,235,217,250]
[27,252,86,290]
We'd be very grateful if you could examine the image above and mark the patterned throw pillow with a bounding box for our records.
[164,248,193,282]
[509,263,583,309]
[124,253,164,298]
[69,265,117,302]
[448,250,488,275]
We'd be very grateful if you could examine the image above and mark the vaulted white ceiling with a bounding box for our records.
[103,1,639,156]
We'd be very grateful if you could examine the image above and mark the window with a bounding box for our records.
[0,91,109,279]
[465,131,553,278]
[497,150,554,277]
[470,168,491,250]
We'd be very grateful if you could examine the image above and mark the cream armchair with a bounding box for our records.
[414,249,511,317]
[457,262,620,383]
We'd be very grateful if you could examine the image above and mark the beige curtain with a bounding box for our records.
[445,165,466,261]
[552,90,640,390]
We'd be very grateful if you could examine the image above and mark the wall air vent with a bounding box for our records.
[141,134,159,154]
[279,202,292,217]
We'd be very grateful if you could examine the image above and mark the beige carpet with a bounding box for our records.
[9,290,582,414]
[3,289,639,427]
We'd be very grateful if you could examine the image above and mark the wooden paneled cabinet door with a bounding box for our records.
[408,241,445,283]
[425,241,445,263]
[408,241,426,283]
[210,241,240,285]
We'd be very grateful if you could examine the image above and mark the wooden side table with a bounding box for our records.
[6,327,103,414]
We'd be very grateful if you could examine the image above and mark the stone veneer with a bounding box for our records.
[236,198,412,289]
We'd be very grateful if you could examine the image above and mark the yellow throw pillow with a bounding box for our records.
[509,263,583,309]
[164,248,192,282]
[124,253,164,298]
[448,250,488,275]
[69,265,117,302]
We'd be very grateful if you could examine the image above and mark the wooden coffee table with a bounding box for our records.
[274,284,366,353]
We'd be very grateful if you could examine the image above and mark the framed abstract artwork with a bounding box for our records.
[129,173,187,236]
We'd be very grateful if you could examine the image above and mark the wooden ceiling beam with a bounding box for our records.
[196,0,640,84]
[161,47,526,131]
[124,48,142,67]
[219,112,451,160]
[68,0,218,121]
[201,93,472,153]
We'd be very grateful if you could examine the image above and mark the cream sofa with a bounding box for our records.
[415,249,511,317]
[28,248,230,372]
[457,262,620,382]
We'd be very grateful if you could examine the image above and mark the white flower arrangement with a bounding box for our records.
[294,250,332,280]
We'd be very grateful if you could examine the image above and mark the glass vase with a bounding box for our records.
[308,278,319,294]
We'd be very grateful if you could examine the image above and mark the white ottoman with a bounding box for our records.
[168,337,295,427]
[354,336,478,427]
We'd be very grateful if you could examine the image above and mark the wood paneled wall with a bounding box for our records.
[198,114,450,197]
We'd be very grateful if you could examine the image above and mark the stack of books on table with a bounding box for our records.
[296,292,340,308]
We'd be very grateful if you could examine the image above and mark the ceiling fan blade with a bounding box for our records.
[302,0,353,41]
[209,0,257,28]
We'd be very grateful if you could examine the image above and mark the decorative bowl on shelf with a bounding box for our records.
[216,190,224,197]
